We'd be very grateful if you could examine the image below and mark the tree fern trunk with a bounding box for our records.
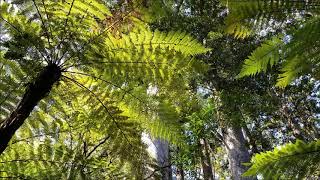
[0,64,61,155]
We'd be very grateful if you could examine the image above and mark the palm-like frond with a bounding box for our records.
[243,139,320,179]
[223,0,320,38]
[0,78,152,178]
[0,53,26,122]
[237,36,283,78]
[238,16,320,87]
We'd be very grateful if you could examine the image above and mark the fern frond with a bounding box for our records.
[0,79,152,178]
[276,16,320,87]
[238,16,320,87]
[80,28,209,84]
[243,139,320,179]
[0,53,26,122]
[237,36,283,78]
[224,0,320,38]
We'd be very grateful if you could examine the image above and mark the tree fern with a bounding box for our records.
[0,79,153,178]
[0,1,209,177]
[243,139,320,179]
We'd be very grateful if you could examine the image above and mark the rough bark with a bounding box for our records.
[153,139,173,180]
[0,64,61,155]
[199,138,214,180]
[223,124,256,180]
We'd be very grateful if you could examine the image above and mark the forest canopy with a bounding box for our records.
[0,0,319,179]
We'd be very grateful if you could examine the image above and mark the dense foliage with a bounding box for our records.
[0,0,319,179]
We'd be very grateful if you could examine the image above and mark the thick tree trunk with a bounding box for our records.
[0,64,61,155]
[223,124,256,180]
[153,139,172,180]
[199,138,214,180]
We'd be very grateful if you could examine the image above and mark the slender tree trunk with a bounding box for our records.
[282,106,307,141]
[223,124,256,180]
[0,64,61,155]
[176,164,185,180]
[175,147,185,180]
[153,139,172,180]
[199,138,214,180]
[174,0,184,14]
[242,125,258,154]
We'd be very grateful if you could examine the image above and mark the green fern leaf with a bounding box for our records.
[243,139,320,179]
[237,37,283,78]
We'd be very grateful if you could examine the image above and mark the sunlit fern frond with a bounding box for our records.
[237,36,283,78]
[238,16,320,87]
[223,0,320,38]
[276,16,320,87]
[243,139,320,179]
[73,28,210,85]
[120,99,185,145]
[61,70,186,145]
[0,79,152,178]
[0,53,27,123]
[1,0,112,68]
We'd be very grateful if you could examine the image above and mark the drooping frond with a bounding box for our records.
[120,100,185,145]
[276,16,320,87]
[0,78,152,178]
[238,16,320,87]
[243,139,320,179]
[0,53,27,122]
[237,36,283,78]
[223,0,320,38]
[75,28,210,84]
